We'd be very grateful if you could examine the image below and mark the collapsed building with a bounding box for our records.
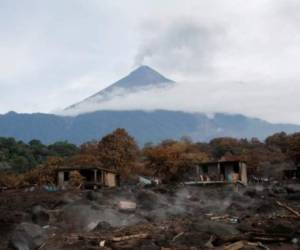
[184,160,248,185]
[57,165,120,189]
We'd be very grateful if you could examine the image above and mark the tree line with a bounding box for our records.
[0,129,300,187]
[0,138,78,172]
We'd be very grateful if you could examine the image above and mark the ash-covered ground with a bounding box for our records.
[1,183,300,250]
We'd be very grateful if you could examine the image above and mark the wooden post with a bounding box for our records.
[101,170,105,185]
[217,162,220,181]
[240,162,248,185]
[58,171,64,188]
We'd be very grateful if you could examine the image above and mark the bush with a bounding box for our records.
[69,171,85,188]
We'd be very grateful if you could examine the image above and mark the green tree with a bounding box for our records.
[48,141,79,157]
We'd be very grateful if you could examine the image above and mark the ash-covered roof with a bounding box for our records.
[58,165,118,174]
[199,160,246,166]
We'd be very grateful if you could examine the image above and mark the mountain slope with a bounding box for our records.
[65,65,174,112]
[0,110,299,145]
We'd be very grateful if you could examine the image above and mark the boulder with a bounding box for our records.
[86,191,104,203]
[118,201,137,212]
[136,190,158,210]
[62,204,99,232]
[93,221,113,232]
[271,185,287,195]
[31,206,50,226]
[9,222,47,250]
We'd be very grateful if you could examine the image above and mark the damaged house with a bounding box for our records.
[184,160,248,185]
[57,165,120,189]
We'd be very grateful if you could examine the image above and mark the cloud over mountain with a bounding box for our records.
[1,0,300,125]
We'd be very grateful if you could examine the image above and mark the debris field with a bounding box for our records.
[0,182,300,250]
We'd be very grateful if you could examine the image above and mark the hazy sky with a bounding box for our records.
[1,0,300,124]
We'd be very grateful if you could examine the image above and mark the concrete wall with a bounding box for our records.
[58,171,65,188]
[105,172,117,187]
[239,162,248,185]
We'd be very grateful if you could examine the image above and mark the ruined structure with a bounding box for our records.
[184,160,248,185]
[57,165,120,189]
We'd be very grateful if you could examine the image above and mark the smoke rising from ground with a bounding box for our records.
[60,185,260,233]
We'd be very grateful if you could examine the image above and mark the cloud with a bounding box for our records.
[61,78,300,125]
[0,0,138,113]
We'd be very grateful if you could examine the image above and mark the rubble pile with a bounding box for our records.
[0,183,299,250]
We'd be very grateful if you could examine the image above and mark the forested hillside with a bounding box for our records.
[1,110,300,145]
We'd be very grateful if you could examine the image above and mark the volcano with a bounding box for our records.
[65,65,174,114]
